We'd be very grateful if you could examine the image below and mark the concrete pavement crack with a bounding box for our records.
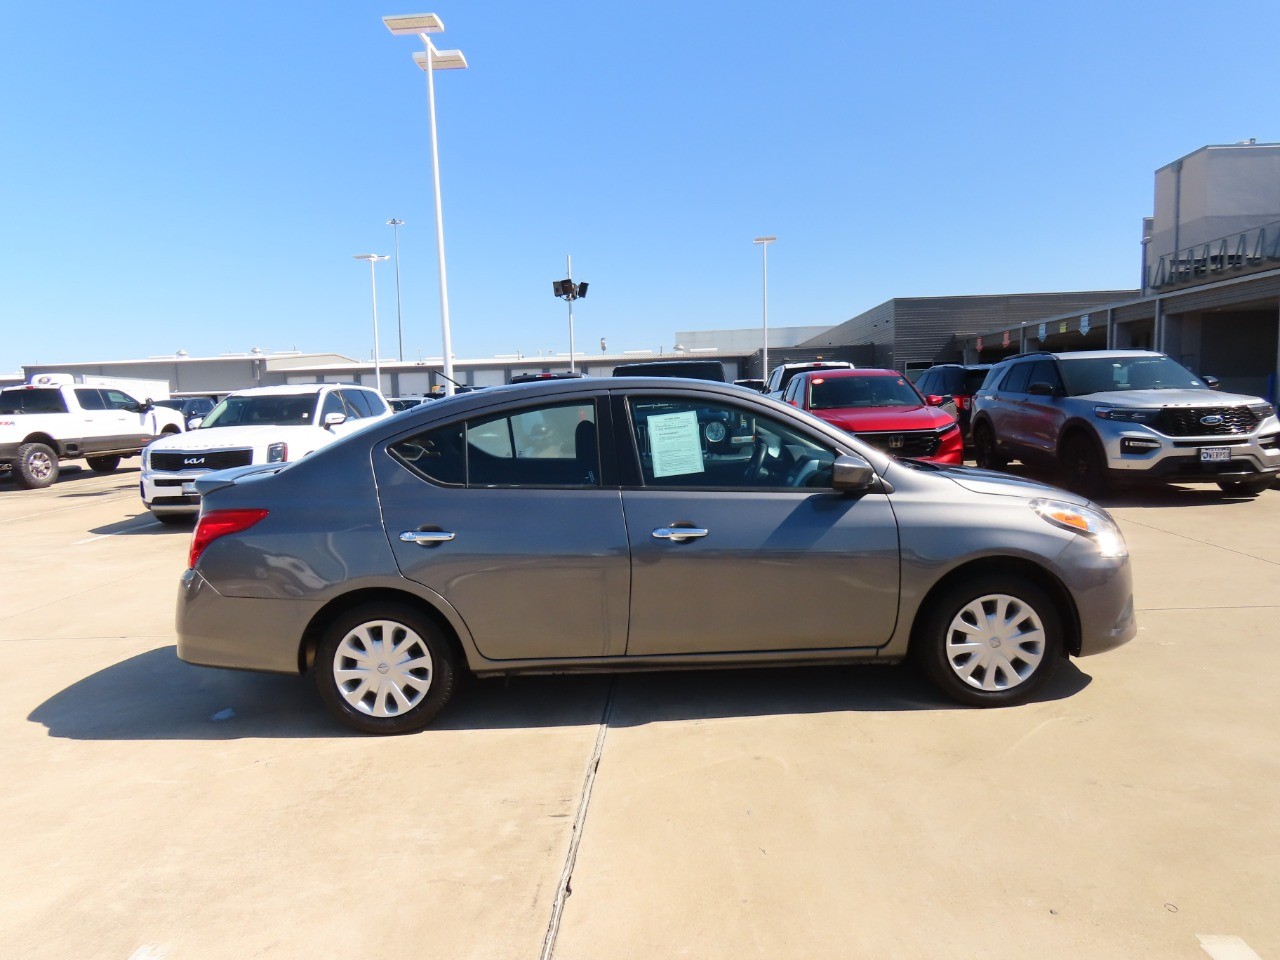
[539,675,617,960]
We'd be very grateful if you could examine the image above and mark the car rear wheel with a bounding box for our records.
[1217,476,1272,497]
[14,443,58,489]
[913,575,1062,707]
[972,422,1007,470]
[1061,433,1109,499]
[314,602,457,734]
[87,455,121,472]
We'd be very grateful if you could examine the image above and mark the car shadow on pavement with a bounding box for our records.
[29,645,1092,741]
[993,462,1269,509]
[88,512,193,536]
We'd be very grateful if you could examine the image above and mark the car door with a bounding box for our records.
[72,388,133,453]
[616,391,900,656]
[374,395,631,661]
[1018,358,1069,456]
[101,388,156,448]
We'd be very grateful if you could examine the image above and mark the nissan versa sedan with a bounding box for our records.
[176,377,1136,734]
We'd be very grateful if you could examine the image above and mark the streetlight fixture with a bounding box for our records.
[552,255,588,372]
[386,218,406,361]
[384,12,468,396]
[753,236,776,381]
[353,253,390,392]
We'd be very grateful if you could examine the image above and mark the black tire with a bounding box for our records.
[913,574,1063,707]
[972,422,1007,470]
[87,455,121,473]
[1061,433,1109,500]
[14,442,59,489]
[314,602,458,734]
[1217,476,1272,497]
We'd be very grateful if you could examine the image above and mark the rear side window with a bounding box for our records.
[999,362,1034,394]
[390,401,599,488]
[1,389,70,414]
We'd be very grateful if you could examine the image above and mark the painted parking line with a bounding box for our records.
[1199,934,1262,960]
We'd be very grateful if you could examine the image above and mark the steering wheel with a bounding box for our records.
[743,437,768,482]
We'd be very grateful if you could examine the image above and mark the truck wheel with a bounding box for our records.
[15,443,59,489]
[87,455,121,473]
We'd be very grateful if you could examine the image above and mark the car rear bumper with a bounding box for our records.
[176,569,322,674]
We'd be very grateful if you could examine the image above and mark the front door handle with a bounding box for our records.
[652,526,709,542]
[399,530,456,546]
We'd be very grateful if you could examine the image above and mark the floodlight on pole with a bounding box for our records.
[386,218,405,361]
[383,12,467,395]
[753,236,776,380]
[353,254,390,391]
[552,255,588,372]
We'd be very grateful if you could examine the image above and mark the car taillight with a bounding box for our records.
[189,508,269,569]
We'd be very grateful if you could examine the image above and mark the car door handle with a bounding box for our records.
[399,530,456,546]
[652,526,709,542]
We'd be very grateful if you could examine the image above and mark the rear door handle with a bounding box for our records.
[652,526,708,542]
[399,530,456,546]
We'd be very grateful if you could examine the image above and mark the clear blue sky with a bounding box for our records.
[2,0,1276,374]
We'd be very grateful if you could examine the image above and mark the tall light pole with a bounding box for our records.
[384,13,468,396]
[753,236,776,381]
[552,255,588,372]
[353,254,390,392]
[386,218,405,361]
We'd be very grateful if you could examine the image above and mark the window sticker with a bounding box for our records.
[648,410,705,478]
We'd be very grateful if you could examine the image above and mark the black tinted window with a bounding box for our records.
[73,388,108,411]
[1000,362,1033,394]
[1,388,70,414]
[361,391,389,416]
[1026,359,1063,391]
[104,390,137,409]
[338,390,370,418]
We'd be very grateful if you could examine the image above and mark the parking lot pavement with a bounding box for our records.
[1,468,1277,960]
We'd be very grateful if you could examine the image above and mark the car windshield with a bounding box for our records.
[809,376,923,409]
[1058,356,1204,396]
[199,394,318,428]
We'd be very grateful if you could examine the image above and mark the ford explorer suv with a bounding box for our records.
[970,350,1280,497]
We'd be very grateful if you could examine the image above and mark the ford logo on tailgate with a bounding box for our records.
[1200,415,1224,426]
[183,457,206,465]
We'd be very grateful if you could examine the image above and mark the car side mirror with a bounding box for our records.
[925,394,950,406]
[324,412,348,429]
[831,454,875,492]
[1202,375,1220,390]
[188,417,204,429]
[1028,381,1059,397]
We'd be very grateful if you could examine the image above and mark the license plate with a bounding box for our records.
[1199,447,1231,462]
[182,481,199,494]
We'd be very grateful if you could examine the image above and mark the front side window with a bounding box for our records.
[320,392,346,421]
[103,390,138,410]
[627,397,836,489]
[390,401,599,488]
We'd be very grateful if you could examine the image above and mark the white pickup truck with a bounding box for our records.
[0,374,186,489]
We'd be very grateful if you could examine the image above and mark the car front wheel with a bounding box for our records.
[314,602,458,734]
[1217,476,1272,497]
[1061,433,1109,499]
[87,455,121,472]
[913,575,1063,707]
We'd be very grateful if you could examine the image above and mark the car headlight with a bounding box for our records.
[1030,498,1128,559]
[1248,402,1275,419]
[266,442,288,463]
[1094,406,1156,423]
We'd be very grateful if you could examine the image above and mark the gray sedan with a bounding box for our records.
[177,378,1136,734]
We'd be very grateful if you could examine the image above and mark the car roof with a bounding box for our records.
[796,368,900,379]
[225,383,368,398]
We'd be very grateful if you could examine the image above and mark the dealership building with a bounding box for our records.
[12,142,1280,402]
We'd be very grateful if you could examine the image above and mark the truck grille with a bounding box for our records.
[1152,406,1262,437]
[855,429,940,458]
[150,449,254,471]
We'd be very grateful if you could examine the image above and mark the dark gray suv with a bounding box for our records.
[970,350,1280,497]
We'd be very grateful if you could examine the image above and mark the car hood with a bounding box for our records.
[1084,388,1264,407]
[145,424,333,453]
[906,462,1091,504]
[813,405,954,432]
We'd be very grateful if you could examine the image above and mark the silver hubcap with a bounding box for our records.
[28,452,53,480]
[944,593,1045,692]
[332,619,433,717]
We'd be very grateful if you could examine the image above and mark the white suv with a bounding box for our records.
[140,383,391,522]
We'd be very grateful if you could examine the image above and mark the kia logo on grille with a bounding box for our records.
[1200,415,1224,426]
[183,457,206,465]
